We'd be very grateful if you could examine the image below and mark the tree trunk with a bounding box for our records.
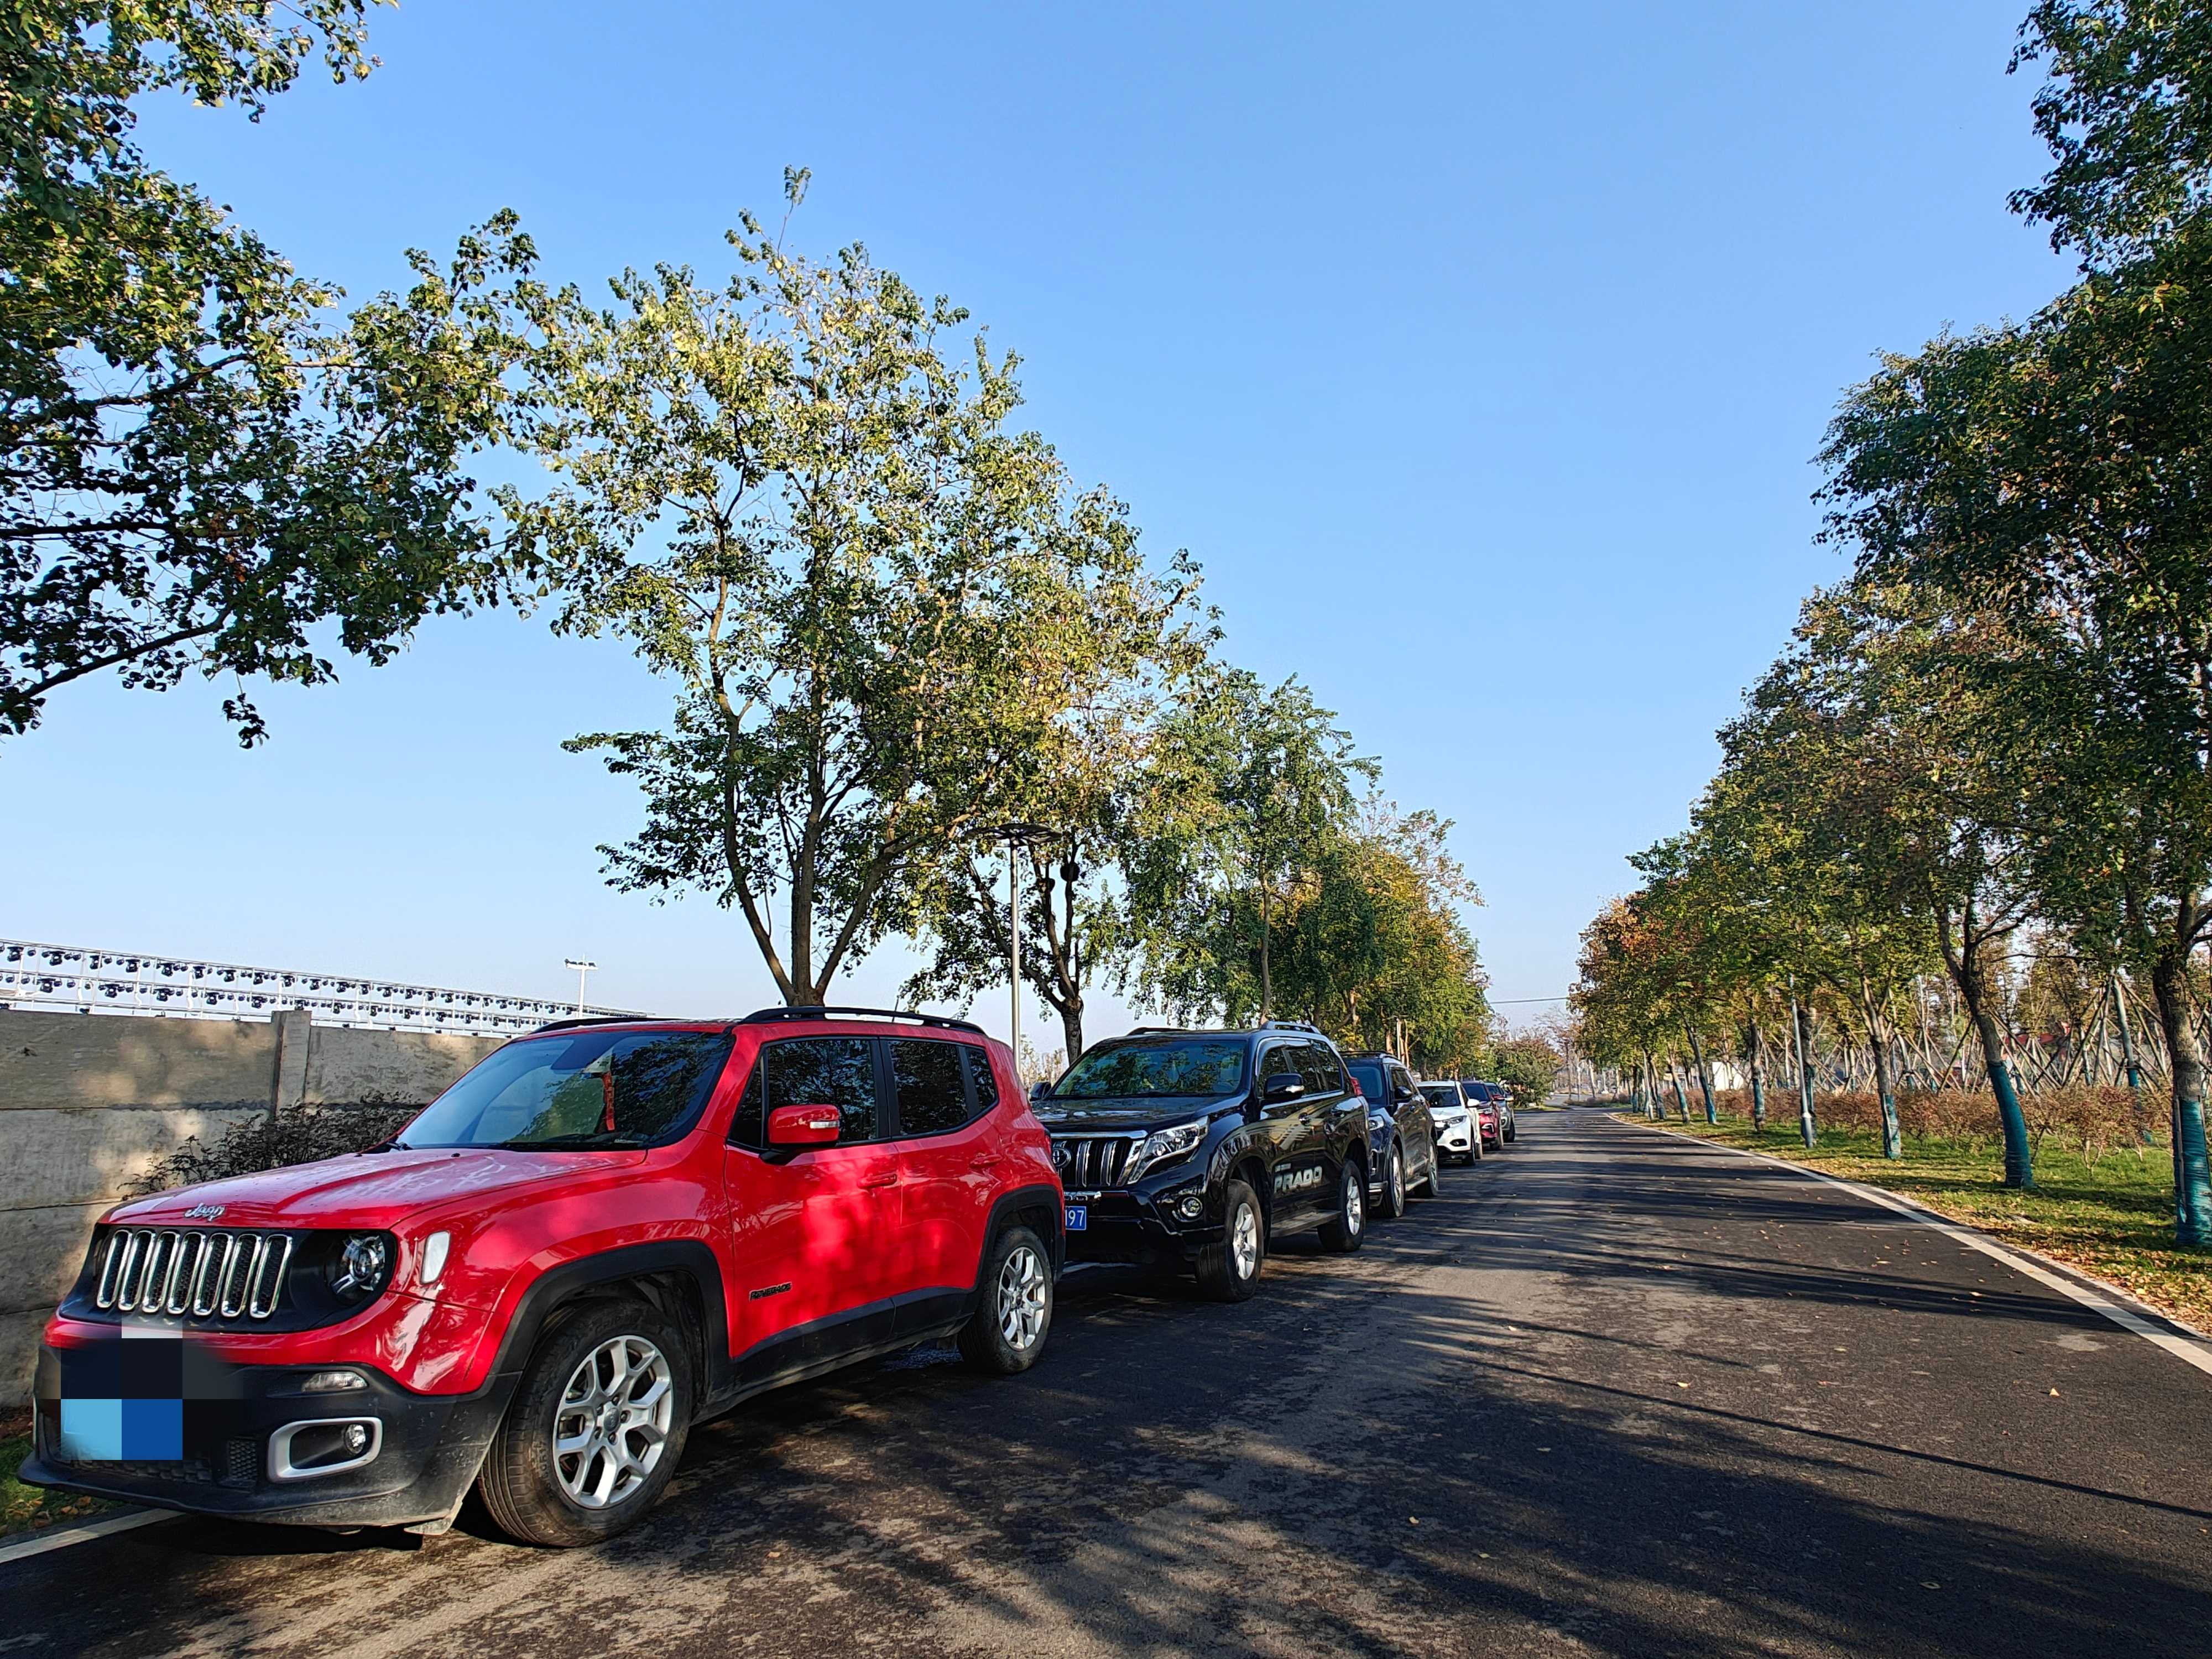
[1935,906,2032,1188]
[1686,1024,1717,1124]
[1791,990,1818,1149]
[1746,1018,1767,1131]
[2150,948,2212,1246]
[1872,1020,1901,1160]
[1952,951,2033,1190]
[2112,971,2155,1147]
[1058,1002,1086,1071]
[1257,883,1272,1021]
[1669,1063,1691,1123]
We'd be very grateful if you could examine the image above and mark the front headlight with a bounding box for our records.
[1125,1118,1208,1184]
[328,1233,394,1305]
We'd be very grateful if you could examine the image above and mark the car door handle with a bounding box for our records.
[862,1171,899,1190]
[970,1154,1001,1171]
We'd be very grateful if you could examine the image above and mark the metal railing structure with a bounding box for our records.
[0,939,643,1036]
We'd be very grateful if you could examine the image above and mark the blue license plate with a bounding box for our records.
[1065,1206,1088,1232]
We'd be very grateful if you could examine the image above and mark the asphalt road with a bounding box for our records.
[8,1110,2211,1658]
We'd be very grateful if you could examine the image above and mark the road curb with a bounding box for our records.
[0,1506,171,1568]
[1620,1115,2212,1382]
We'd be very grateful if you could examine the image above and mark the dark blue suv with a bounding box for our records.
[1342,1053,1444,1218]
[1032,1022,1373,1301]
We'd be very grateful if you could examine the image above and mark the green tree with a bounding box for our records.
[1491,1034,1561,1106]
[531,182,1191,1005]
[2,2,535,742]
[1267,801,1490,1066]
[2012,1,2212,261]
[901,585,1211,1060]
[1120,666,1374,1023]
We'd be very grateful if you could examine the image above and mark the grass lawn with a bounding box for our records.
[1623,1112,2212,1334]
[1,1414,114,1541]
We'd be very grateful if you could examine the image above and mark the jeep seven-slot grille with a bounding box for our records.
[1052,1133,1142,1190]
[92,1227,294,1319]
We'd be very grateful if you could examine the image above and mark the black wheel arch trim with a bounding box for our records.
[489,1238,734,1408]
[982,1182,1066,1282]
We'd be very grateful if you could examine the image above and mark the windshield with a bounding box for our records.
[1051,1037,1248,1100]
[1421,1084,1463,1109]
[1348,1063,1386,1102]
[401,1028,733,1150]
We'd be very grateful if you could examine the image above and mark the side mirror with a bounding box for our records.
[1029,1079,1052,1101]
[1261,1074,1307,1105]
[766,1103,842,1147]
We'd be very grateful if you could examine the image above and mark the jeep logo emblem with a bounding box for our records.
[182,1203,226,1220]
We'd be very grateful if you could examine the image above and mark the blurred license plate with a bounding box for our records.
[1065,1206,1088,1231]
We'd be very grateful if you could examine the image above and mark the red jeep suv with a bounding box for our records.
[24,1007,1062,1546]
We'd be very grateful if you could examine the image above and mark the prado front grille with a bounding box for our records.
[1051,1134,1144,1190]
[93,1228,295,1321]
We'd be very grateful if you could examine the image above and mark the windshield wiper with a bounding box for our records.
[497,1133,646,1150]
[361,1139,411,1153]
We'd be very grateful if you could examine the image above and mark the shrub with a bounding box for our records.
[1711,1082,2159,1157]
[127,1103,419,1197]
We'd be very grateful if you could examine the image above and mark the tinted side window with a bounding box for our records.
[1347,1062,1385,1100]
[1259,1045,1297,1084]
[1291,1044,1332,1094]
[891,1039,968,1136]
[964,1046,999,1114]
[750,1036,878,1144]
[727,1061,766,1148]
[1386,1063,1413,1100]
[1313,1047,1347,1094]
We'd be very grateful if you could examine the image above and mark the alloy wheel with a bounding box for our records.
[552,1334,674,1510]
[1232,1202,1260,1280]
[998,1244,1049,1350]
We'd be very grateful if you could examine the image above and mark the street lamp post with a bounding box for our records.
[978,822,1062,1078]
[564,958,598,1016]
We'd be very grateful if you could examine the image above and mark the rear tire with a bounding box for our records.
[1469,1124,1485,1162]
[1318,1159,1366,1254]
[1418,1145,1444,1196]
[1376,1141,1408,1220]
[958,1225,1053,1374]
[1196,1179,1265,1301]
[479,1297,692,1548]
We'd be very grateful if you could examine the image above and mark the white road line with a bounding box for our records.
[1627,1119,2212,1382]
[0,1506,171,1567]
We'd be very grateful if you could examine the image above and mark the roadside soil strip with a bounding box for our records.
[1627,1117,2212,1381]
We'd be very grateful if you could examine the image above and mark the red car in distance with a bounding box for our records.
[25,1008,1062,1546]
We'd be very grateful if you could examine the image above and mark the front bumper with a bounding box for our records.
[22,1339,512,1528]
[1432,1116,1474,1154]
[1061,1185,1221,1268]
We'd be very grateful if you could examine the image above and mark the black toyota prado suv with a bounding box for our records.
[1030,1021,1371,1301]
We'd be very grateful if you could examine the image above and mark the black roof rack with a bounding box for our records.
[1260,1018,1323,1034]
[530,1013,656,1034]
[739,1005,986,1036]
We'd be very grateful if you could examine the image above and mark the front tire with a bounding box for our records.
[1196,1178,1265,1301]
[959,1225,1053,1374]
[1318,1159,1366,1254]
[480,1298,692,1548]
[1376,1141,1408,1220]
[1418,1144,1444,1196]
[1469,1124,1485,1162]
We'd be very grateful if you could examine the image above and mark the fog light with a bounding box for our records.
[1176,1193,1204,1221]
[343,1423,371,1455]
[300,1369,367,1394]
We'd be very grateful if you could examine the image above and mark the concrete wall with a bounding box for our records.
[0,1009,503,1406]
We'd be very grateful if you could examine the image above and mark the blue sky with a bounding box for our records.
[4,1,2074,1046]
